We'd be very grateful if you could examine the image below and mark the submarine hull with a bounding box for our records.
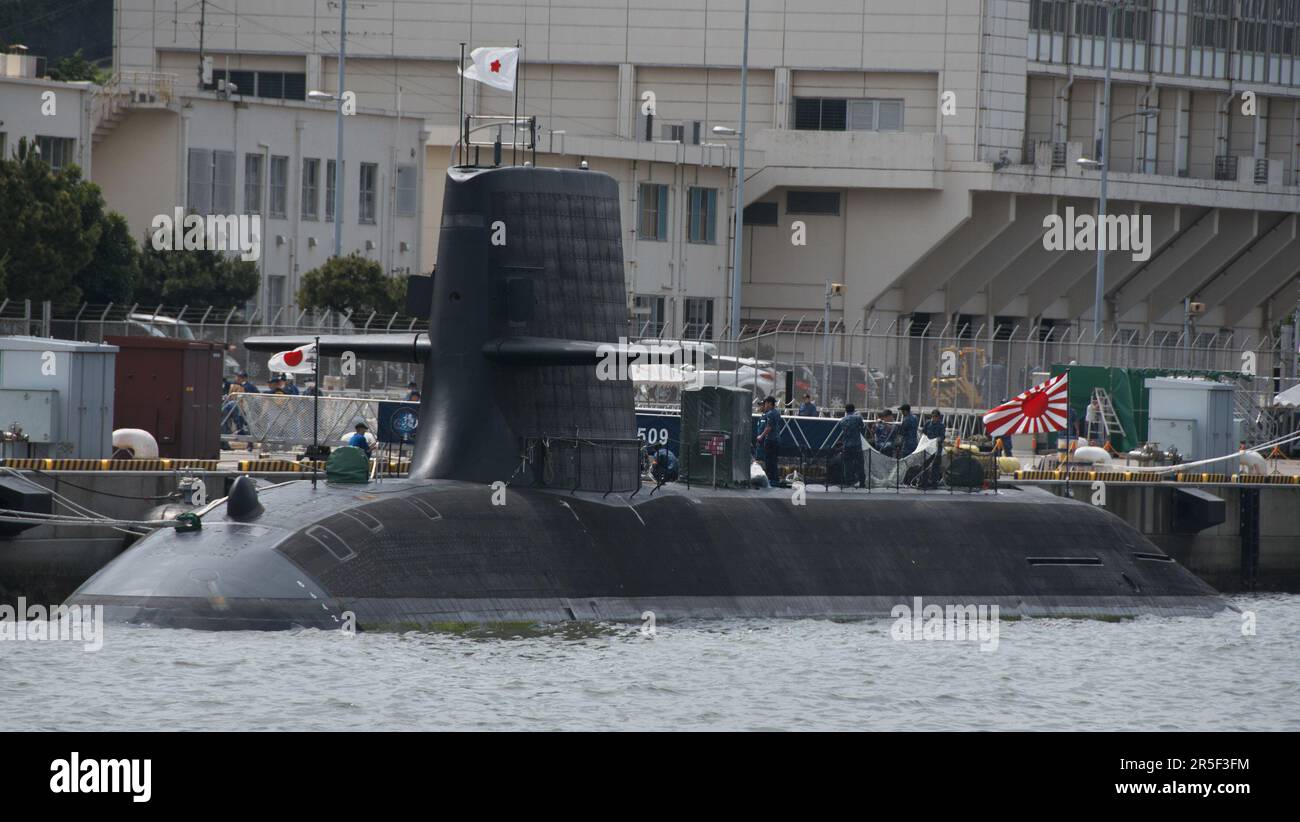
[66,480,1224,630]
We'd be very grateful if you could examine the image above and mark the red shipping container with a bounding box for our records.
[107,336,225,459]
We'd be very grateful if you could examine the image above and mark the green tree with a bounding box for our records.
[297,253,407,315]
[0,137,101,302]
[47,49,108,84]
[136,241,260,308]
[78,212,139,303]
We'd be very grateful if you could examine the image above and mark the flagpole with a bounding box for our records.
[512,38,521,166]
[457,42,466,166]
[312,335,320,489]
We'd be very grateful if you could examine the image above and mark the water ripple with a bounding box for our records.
[0,594,1296,731]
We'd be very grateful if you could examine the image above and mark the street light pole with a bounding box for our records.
[333,0,348,258]
[823,282,832,410]
[729,0,750,345]
[1093,0,1115,340]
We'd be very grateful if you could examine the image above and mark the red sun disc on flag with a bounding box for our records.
[490,59,501,73]
[284,350,304,367]
[982,372,1070,437]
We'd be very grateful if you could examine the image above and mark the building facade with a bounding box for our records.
[1,51,95,177]
[105,0,1300,344]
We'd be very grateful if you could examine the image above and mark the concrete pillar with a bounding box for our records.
[617,63,635,140]
[1139,86,1158,174]
[1173,89,1190,177]
[1054,77,1070,144]
[774,67,791,129]
[1253,94,1268,160]
[306,54,322,101]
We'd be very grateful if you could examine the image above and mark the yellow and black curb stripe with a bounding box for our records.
[1014,469,1300,485]
[1,458,219,471]
[236,459,412,473]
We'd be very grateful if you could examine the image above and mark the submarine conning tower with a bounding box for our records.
[247,166,641,488]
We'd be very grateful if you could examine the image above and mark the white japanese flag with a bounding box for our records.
[459,46,519,92]
[268,342,317,375]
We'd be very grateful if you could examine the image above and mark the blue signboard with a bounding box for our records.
[377,401,420,444]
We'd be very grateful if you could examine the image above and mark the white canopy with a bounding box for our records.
[1273,383,1300,407]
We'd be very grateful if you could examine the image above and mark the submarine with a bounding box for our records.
[66,165,1224,629]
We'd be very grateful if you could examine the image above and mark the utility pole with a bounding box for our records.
[333,0,347,257]
[197,0,207,89]
[729,0,750,343]
[1093,0,1115,341]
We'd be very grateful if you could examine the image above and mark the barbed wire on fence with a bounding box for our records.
[1,299,1294,415]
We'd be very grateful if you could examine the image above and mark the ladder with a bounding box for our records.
[1091,387,1126,443]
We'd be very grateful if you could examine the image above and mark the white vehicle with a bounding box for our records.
[682,354,777,398]
[127,313,241,372]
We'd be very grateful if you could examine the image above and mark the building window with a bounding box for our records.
[743,201,779,226]
[302,158,319,220]
[683,298,714,339]
[0,133,7,158]
[244,153,263,215]
[1191,0,1231,48]
[1073,0,1150,40]
[396,163,418,216]
[35,135,76,171]
[632,294,666,336]
[638,183,668,241]
[358,162,378,224]
[1238,0,1271,52]
[688,187,717,244]
[1269,0,1300,56]
[325,160,337,221]
[267,274,287,321]
[786,190,841,216]
[269,155,288,218]
[185,148,234,213]
[209,70,306,101]
[793,98,902,132]
[1029,0,1069,33]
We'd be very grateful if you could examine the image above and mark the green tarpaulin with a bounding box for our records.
[326,446,371,483]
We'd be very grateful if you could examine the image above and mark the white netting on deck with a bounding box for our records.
[229,394,379,447]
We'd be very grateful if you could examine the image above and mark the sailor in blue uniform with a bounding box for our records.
[347,422,373,457]
[756,396,783,485]
[648,446,679,484]
[897,403,919,457]
[921,410,946,487]
[836,403,867,488]
[873,408,897,457]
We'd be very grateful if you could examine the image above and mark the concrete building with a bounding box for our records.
[2,47,425,324]
[0,50,95,176]
[105,0,1300,343]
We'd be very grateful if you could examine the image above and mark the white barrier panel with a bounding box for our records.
[230,393,379,447]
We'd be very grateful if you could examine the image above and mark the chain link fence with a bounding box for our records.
[1,300,427,396]
[640,317,1295,411]
[7,300,1296,442]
